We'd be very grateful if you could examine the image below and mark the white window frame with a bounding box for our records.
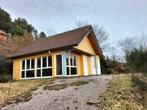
[55,53,63,77]
[66,54,78,76]
[21,59,35,79]
[36,56,52,78]
[20,56,52,79]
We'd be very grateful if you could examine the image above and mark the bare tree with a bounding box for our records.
[138,35,147,49]
[75,21,109,52]
[119,37,137,54]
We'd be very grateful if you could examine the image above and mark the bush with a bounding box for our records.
[0,74,12,83]
[126,48,147,73]
[0,55,12,82]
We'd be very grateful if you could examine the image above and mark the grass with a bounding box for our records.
[97,74,146,110]
[43,83,68,90]
[44,80,89,90]
[0,79,53,107]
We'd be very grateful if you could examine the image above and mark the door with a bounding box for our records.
[91,56,96,75]
[56,55,62,76]
[83,55,89,76]
[96,57,101,75]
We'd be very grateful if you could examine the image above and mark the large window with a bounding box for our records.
[66,55,77,75]
[21,59,35,78]
[21,56,52,79]
[36,56,52,77]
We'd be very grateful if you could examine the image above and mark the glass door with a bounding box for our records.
[56,55,62,76]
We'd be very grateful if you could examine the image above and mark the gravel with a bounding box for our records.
[1,75,112,110]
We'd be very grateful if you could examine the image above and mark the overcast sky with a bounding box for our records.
[0,0,147,45]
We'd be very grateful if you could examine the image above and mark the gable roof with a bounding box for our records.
[10,25,103,58]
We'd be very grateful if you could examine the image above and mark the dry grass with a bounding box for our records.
[0,79,53,107]
[97,74,146,110]
[44,83,68,90]
[44,80,89,90]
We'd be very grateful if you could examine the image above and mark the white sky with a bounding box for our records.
[0,0,147,46]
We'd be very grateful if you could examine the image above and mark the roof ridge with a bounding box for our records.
[44,25,92,40]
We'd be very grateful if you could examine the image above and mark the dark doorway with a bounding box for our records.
[56,55,62,75]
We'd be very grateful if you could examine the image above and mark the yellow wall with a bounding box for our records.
[76,54,84,76]
[13,59,21,80]
[51,53,55,78]
[13,51,99,80]
[13,52,53,80]
[74,36,96,55]
[87,56,92,75]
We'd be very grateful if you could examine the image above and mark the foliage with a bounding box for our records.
[0,55,11,75]
[126,48,147,73]
[100,57,110,74]
[0,7,37,36]
[0,55,12,83]
[39,31,46,38]
[131,74,147,108]
[119,37,137,55]
[0,74,12,83]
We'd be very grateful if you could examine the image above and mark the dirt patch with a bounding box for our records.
[43,80,89,90]
[86,101,97,106]
[69,81,89,87]
[43,83,68,90]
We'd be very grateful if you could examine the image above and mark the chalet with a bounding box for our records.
[10,25,102,80]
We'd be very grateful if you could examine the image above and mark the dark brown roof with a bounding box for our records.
[10,25,102,58]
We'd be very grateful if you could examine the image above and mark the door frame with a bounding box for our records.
[83,55,89,76]
[54,53,63,77]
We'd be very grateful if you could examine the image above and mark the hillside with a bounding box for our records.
[0,39,19,57]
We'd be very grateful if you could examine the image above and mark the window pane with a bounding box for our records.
[26,70,34,78]
[43,57,47,67]
[56,55,62,75]
[37,70,41,77]
[66,67,70,75]
[74,56,76,66]
[27,60,30,69]
[70,57,73,66]
[71,67,77,75]
[48,56,52,66]
[31,59,34,69]
[22,60,25,70]
[21,71,25,78]
[37,58,41,68]
[66,58,69,65]
[42,68,52,76]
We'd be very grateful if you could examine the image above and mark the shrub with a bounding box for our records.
[126,48,147,73]
[0,74,12,83]
[0,55,12,82]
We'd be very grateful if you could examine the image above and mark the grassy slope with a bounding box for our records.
[98,74,146,110]
[0,79,53,107]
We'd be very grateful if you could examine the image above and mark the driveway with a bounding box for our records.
[1,75,112,110]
